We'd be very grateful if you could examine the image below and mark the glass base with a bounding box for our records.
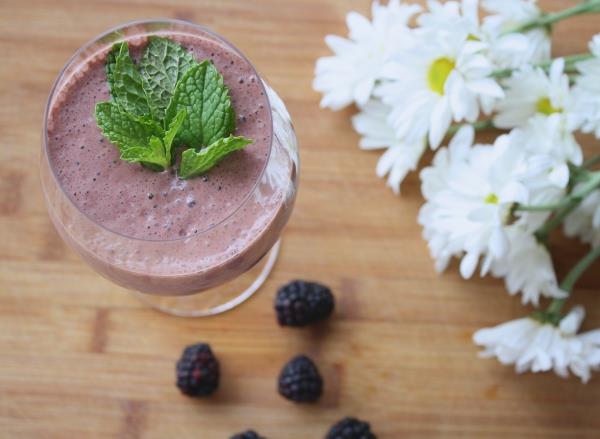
[134,240,280,317]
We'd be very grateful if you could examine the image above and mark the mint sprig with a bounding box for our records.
[107,43,152,117]
[140,37,196,119]
[95,101,157,151]
[179,136,253,179]
[165,60,237,149]
[95,102,187,170]
[119,136,169,169]
[163,108,187,164]
[94,37,252,177]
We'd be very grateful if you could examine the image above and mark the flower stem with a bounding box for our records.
[583,154,600,169]
[515,203,562,213]
[534,171,600,242]
[447,119,496,135]
[546,245,600,316]
[535,199,584,242]
[508,0,600,34]
[539,54,591,73]
[491,53,593,79]
[515,170,600,214]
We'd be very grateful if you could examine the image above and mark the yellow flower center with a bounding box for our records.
[467,34,480,41]
[484,193,499,205]
[428,57,455,95]
[536,97,562,115]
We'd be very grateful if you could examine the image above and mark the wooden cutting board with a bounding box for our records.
[1,1,599,437]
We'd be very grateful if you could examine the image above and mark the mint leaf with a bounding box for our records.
[95,102,187,171]
[120,136,168,169]
[136,114,165,138]
[108,42,151,116]
[140,37,196,119]
[179,136,252,179]
[106,43,120,85]
[98,39,250,178]
[165,61,236,149]
[95,102,159,150]
[163,109,186,164]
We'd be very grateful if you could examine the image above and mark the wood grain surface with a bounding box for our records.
[1,1,600,438]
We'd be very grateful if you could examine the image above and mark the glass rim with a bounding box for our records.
[42,18,275,243]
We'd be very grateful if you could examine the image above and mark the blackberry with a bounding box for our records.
[275,280,334,326]
[176,343,220,397]
[278,354,323,403]
[230,431,265,439]
[325,417,377,439]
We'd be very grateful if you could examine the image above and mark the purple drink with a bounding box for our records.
[41,20,298,310]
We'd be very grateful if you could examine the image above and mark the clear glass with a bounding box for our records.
[40,19,299,317]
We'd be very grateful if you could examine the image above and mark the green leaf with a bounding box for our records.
[136,114,165,138]
[106,43,120,88]
[95,101,158,150]
[120,136,168,169]
[140,37,197,119]
[165,61,236,149]
[109,42,151,116]
[163,109,186,164]
[97,38,249,177]
[179,136,252,179]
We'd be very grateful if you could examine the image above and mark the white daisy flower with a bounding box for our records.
[505,117,582,202]
[510,162,565,233]
[377,28,504,149]
[473,306,600,382]
[563,187,600,248]
[420,125,474,200]
[482,0,551,69]
[313,0,421,110]
[419,0,550,71]
[570,34,600,138]
[352,99,426,193]
[419,125,475,271]
[494,59,571,129]
[420,125,571,291]
[518,115,583,170]
[418,0,480,35]
[491,229,566,306]
[419,132,529,278]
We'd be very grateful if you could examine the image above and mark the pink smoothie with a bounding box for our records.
[44,27,297,295]
[48,35,271,240]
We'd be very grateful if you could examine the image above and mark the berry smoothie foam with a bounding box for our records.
[42,24,297,295]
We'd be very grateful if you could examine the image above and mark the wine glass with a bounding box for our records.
[41,19,299,317]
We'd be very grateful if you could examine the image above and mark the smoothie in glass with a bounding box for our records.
[41,20,298,303]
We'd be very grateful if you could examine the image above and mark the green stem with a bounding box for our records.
[542,53,592,72]
[583,154,600,169]
[491,53,593,79]
[534,171,600,242]
[508,0,600,34]
[447,119,496,136]
[535,199,583,242]
[567,166,591,192]
[515,170,600,215]
[515,203,563,213]
[546,245,600,316]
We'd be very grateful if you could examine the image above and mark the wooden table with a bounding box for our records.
[1,1,600,437]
